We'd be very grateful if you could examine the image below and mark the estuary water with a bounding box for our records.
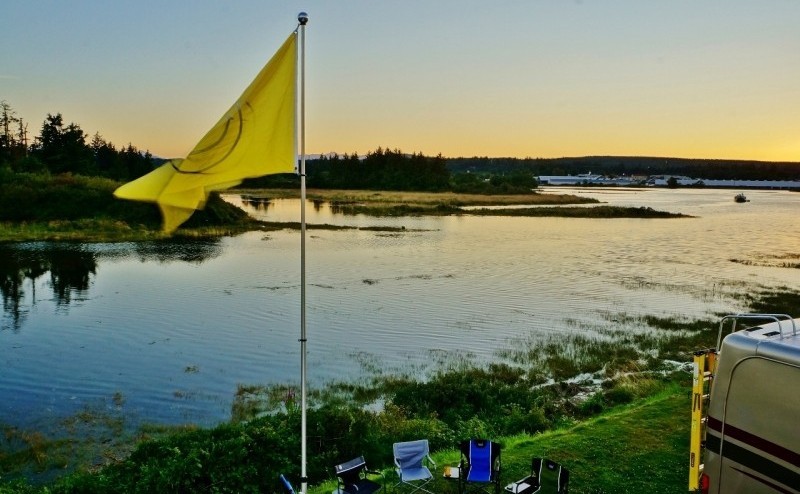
[1,187,799,430]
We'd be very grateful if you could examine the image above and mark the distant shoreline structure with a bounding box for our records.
[538,173,800,190]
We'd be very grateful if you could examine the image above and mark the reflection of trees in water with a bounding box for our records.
[0,251,30,331]
[240,195,273,212]
[0,240,222,331]
[133,239,222,264]
[329,202,358,215]
[241,195,329,216]
[0,246,96,331]
[48,249,97,305]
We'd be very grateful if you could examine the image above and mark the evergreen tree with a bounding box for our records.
[91,132,118,176]
[0,101,18,168]
[31,113,94,175]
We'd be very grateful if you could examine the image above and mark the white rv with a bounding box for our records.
[690,314,800,493]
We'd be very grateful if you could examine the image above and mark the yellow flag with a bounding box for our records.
[115,33,297,232]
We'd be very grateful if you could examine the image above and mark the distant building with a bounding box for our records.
[646,175,704,186]
[537,173,800,189]
[646,176,800,189]
[537,173,637,185]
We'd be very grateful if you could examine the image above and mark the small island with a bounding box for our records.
[0,174,686,243]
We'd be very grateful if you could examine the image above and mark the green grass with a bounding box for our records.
[0,171,265,242]
[306,382,691,494]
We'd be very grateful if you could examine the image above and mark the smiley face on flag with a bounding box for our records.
[114,33,297,232]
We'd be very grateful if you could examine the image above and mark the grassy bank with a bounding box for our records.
[0,309,720,492]
[305,382,690,494]
[3,287,797,492]
[237,188,599,207]
[0,172,266,242]
[1,176,684,242]
[237,188,687,218]
[0,379,691,494]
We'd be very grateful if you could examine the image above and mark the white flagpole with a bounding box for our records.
[297,11,309,494]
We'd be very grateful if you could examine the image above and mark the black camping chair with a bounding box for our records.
[505,458,569,494]
[458,439,502,494]
[334,456,385,494]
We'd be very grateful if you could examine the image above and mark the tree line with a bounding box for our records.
[246,149,539,193]
[244,147,457,192]
[7,99,794,192]
[1,101,157,182]
[1,102,479,192]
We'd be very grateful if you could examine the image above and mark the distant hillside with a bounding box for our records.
[446,156,800,181]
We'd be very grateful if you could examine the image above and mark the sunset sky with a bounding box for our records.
[3,1,799,162]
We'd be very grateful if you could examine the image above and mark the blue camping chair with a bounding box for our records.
[393,439,436,494]
[279,474,296,494]
[334,456,385,494]
[459,439,502,494]
[505,458,569,494]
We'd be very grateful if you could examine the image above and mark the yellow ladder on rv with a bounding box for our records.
[688,349,716,491]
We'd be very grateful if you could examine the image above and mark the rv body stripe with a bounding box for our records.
[732,467,796,494]
[707,416,800,467]
[706,432,800,492]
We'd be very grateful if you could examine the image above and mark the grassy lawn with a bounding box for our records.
[309,382,691,494]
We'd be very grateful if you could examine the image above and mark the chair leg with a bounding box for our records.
[396,479,434,494]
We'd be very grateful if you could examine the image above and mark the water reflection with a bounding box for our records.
[240,195,273,212]
[2,188,799,431]
[132,239,223,264]
[238,195,357,217]
[0,245,96,331]
[47,249,96,305]
[0,239,223,331]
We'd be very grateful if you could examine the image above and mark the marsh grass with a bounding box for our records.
[467,205,688,218]
[237,188,599,207]
[741,286,800,314]
[730,252,800,269]
[237,188,691,218]
[0,177,679,244]
[1,404,121,482]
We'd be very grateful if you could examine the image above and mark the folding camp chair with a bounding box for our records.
[529,458,569,493]
[458,439,502,494]
[504,458,569,494]
[279,474,296,494]
[334,456,385,494]
[393,439,436,494]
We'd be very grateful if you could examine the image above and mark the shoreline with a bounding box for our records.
[0,188,686,243]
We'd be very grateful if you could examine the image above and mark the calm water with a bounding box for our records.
[2,187,799,430]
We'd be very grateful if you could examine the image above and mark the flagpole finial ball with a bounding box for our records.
[298,12,309,25]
